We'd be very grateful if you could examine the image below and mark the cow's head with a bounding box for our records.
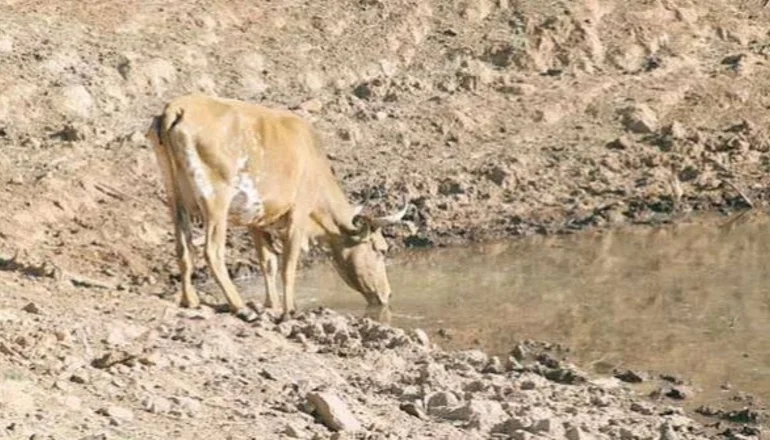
[329,201,410,306]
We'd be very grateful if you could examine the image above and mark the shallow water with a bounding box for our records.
[242,210,770,407]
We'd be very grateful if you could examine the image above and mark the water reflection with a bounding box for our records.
[241,210,770,407]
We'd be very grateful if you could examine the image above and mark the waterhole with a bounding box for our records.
[241,210,770,409]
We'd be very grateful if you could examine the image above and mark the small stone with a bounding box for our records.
[0,37,12,53]
[284,423,307,438]
[607,136,632,150]
[55,85,94,119]
[97,405,133,423]
[69,374,88,384]
[482,356,504,374]
[566,426,595,440]
[621,104,658,134]
[411,329,430,346]
[299,98,323,113]
[22,302,40,314]
[142,396,172,414]
[665,387,688,400]
[630,401,653,415]
[614,369,644,383]
[511,344,528,361]
[138,352,163,366]
[494,417,530,435]
[352,82,373,100]
[444,399,507,431]
[53,123,87,142]
[399,402,426,419]
[511,430,536,440]
[172,396,202,417]
[520,380,536,390]
[659,421,679,440]
[306,391,362,432]
[426,391,459,412]
[663,121,687,139]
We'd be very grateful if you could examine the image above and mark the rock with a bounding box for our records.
[659,422,679,440]
[444,399,508,431]
[142,396,172,414]
[138,352,164,366]
[663,121,687,140]
[621,104,658,134]
[143,58,177,96]
[533,105,565,124]
[607,136,632,150]
[399,402,426,419]
[97,405,134,423]
[91,350,136,369]
[511,431,536,440]
[664,386,688,400]
[171,396,202,417]
[426,391,459,413]
[566,425,596,440]
[614,369,644,383]
[284,423,307,438]
[494,417,530,435]
[511,344,528,361]
[0,37,12,53]
[352,82,373,100]
[52,123,88,142]
[630,401,653,415]
[306,391,362,432]
[482,356,504,374]
[411,328,430,346]
[299,98,323,113]
[530,416,565,436]
[69,373,88,384]
[21,302,40,314]
[54,85,94,119]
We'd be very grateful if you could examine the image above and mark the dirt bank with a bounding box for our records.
[2,0,770,286]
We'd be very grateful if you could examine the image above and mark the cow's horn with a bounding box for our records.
[368,198,411,229]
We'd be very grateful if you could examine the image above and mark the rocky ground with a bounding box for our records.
[1,272,762,440]
[3,0,770,438]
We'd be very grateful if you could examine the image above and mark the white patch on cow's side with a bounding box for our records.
[229,173,264,224]
[236,155,248,172]
[184,147,214,200]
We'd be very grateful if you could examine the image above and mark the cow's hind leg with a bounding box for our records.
[201,193,258,322]
[174,199,199,308]
[249,227,280,310]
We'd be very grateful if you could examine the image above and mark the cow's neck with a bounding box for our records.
[310,180,358,240]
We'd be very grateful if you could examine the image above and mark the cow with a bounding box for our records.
[145,93,409,322]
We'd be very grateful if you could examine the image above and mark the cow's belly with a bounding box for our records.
[228,173,265,225]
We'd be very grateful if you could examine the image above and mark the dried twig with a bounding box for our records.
[724,180,754,209]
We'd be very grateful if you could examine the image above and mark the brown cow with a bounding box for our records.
[145,93,409,321]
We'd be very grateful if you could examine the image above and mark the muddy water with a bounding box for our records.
[242,211,770,407]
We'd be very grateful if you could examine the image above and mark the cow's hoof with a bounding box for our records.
[235,308,259,323]
[278,310,297,323]
[179,298,201,309]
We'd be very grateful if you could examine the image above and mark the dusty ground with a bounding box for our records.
[0,272,762,440]
[2,0,770,438]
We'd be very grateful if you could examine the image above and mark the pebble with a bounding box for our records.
[306,391,362,432]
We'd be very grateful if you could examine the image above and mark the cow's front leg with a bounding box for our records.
[279,227,305,320]
[249,227,280,311]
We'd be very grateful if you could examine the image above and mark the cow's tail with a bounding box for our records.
[149,108,197,246]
